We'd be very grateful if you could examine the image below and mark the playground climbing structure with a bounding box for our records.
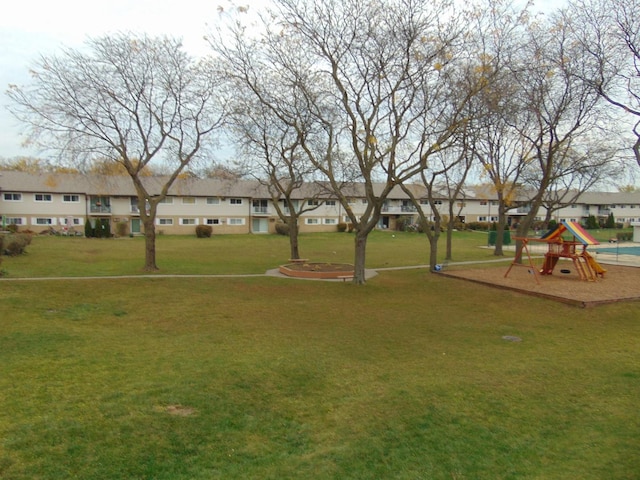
[505,221,607,283]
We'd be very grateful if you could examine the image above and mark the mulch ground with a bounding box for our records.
[441,261,640,307]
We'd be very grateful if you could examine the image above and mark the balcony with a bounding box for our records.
[90,205,111,214]
[381,205,417,213]
[252,206,270,215]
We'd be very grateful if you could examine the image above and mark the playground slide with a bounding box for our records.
[584,252,606,277]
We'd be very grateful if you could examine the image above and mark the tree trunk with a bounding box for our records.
[493,202,506,256]
[445,223,453,261]
[353,230,368,284]
[428,230,440,272]
[288,218,300,260]
[142,217,158,271]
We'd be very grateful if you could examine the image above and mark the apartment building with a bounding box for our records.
[1,170,639,235]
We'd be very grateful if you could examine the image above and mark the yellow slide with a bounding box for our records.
[584,251,606,277]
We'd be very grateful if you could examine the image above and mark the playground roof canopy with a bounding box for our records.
[541,220,600,245]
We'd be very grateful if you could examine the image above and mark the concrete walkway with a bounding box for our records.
[0,255,636,283]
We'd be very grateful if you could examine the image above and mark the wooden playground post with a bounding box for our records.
[504,237,541,284]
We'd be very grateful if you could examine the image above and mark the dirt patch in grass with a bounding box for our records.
[155,405,197,416]
[441,263,640,307]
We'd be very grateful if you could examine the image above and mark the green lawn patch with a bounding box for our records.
[0,232,638,478]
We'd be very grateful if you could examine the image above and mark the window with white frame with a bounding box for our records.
[228,218,245,225]
[34,217,54,225]
[3,192,22,201]
[182,197,196,205]
[230,198,243,205]
[478,216,487,222]
[480,201,488,206]
[325,200,336,206]
[324,218,337,224]
[63,194,80,203]
[205,218,220,225]
[6,217,25,225]
[157,218,173,225]
[305,218,320,225]
[159,197,173,204]
[35,193,52,202]
[206,197,220,205]
[60,217,81,226]
[307,199,320,206]
[434,200,443,205]
[180,218,197,225]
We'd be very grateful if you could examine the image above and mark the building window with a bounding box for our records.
[228,218,245,225]
[35,193,53,202]
[308,199,320,206]
[480,201,488,206]
[180,218,197,225]
[434,200,443,205]
[3,193,22,201]
[159,197,173,204]
[63,194,80,203]
[35,217,54,225]
[206,197,220,205]
[182,197,196,204]
[305,218,320,225]
[205,218,220,225]
[325,200,336,206]
[158,218,173,225]
[230,198,243,205]
[324,218,337,224]
[6,217,24,225]
[478,216,487,222]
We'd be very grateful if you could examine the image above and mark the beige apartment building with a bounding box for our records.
[2,170,640,235]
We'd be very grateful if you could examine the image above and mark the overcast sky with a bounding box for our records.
[1,0,561,161]
[0,0,251,159]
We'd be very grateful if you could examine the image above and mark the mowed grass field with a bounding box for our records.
[0,231,639,479]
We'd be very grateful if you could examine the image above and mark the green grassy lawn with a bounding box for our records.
[1,231,638,479]
[0,230,505,278]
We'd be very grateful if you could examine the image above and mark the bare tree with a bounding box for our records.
[568,0,640,166]
[216,0,474,283]
[212,18,328,260]
[463,0,536,256]
[531,139,624,225]
[506,13,604,243]
[7,33,225,270]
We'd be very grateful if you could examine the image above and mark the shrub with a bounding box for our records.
[85,218,95,238]
[116,221,128,237]
[6,224,19,233]
[585,215,600,230]
[0,235,4,253]
[396,218,412,231]
[4,233,33,256]
[275,222,290,236]
[616,231,633,242]
[337,222,347,232]
[467,221,490,231]
[195,225,213,238]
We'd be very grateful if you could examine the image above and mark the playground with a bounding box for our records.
[443,221,640,307]
[442,263,640,307]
